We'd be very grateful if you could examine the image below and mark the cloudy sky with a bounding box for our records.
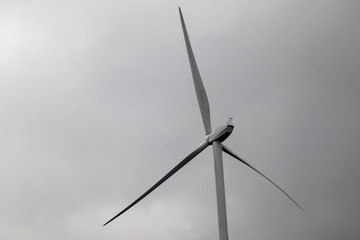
[1,0,360,239]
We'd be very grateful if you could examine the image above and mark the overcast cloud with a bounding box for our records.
[1,0,360,239]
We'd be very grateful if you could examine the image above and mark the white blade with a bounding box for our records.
[179,7,212,135]
[103,140,209,226]
[222,144,303,211]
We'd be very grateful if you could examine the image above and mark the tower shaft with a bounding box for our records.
[212,141,229,240]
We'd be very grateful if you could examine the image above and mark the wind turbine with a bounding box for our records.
[103,8,302,240]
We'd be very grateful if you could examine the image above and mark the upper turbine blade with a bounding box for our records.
[179,7,212,135]
[103,140,209,226]
[222,144,303,211]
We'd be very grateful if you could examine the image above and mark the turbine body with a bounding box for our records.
[207,124,234,143]
[103,7,302,240]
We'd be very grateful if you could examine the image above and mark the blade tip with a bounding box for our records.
[178,7,183,18]
[103,219,113,227]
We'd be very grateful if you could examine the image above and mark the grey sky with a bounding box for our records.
[1,0,360,239]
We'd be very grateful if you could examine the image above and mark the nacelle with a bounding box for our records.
[207,124,234,143]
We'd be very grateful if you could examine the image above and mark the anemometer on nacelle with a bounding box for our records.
[227,117,233,126]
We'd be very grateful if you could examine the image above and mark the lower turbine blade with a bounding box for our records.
[221,144,303,211]
[103,140,209,226]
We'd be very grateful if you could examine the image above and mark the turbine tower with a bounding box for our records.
[104,8,302,240]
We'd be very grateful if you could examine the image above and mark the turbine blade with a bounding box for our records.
[222,144,303,211]
[179,7,212,135]
[103,140,209,226]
